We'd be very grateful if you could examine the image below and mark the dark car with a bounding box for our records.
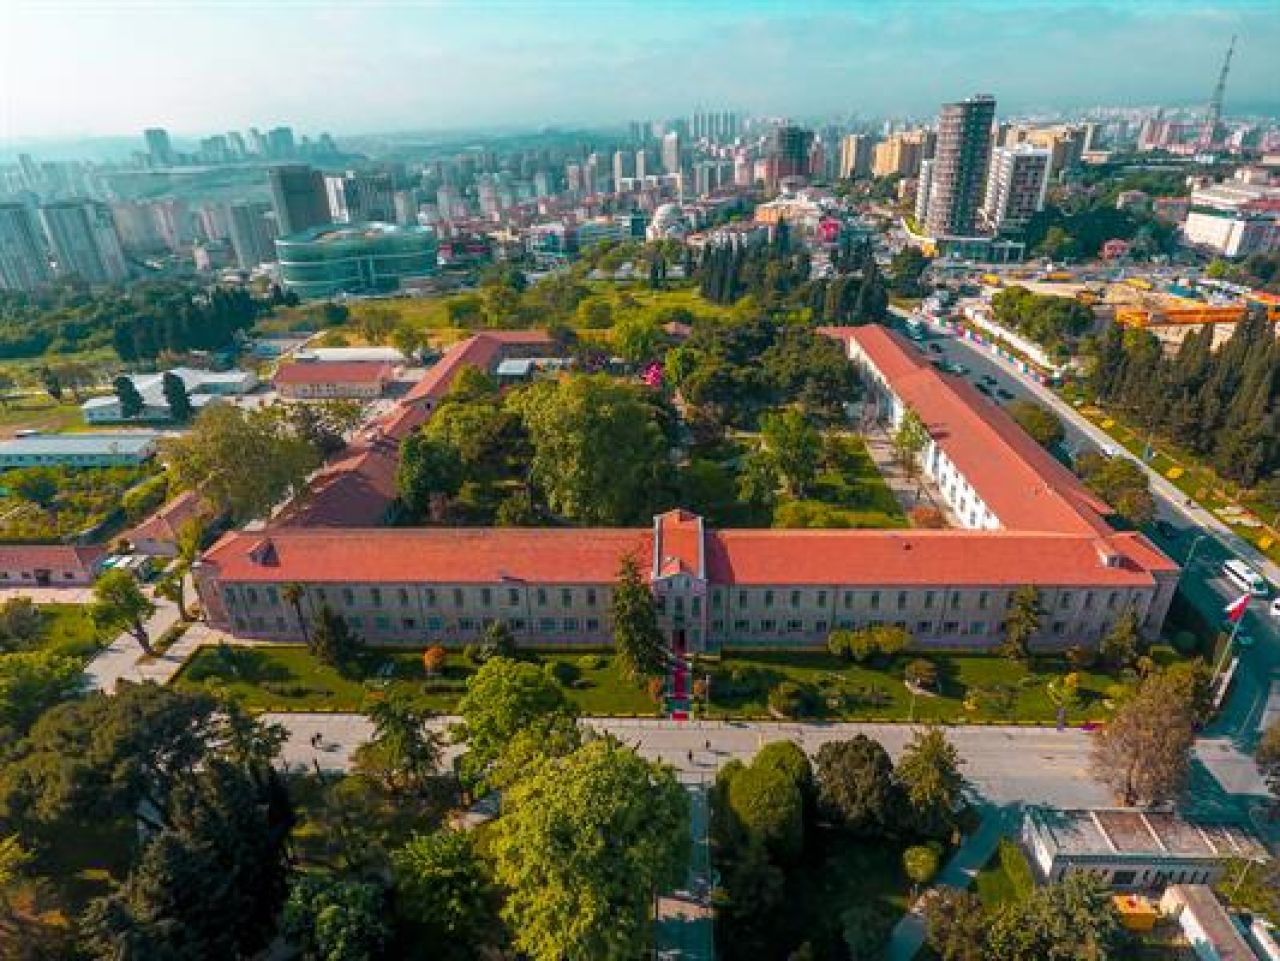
[996,388,1014,400]
[929,343,944,353]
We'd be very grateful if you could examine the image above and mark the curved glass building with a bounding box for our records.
[275,222,437,298]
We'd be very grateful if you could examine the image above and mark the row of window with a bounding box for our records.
[233,614,606,635]
[228,584,603,611]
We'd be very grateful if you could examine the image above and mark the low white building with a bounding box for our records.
[0,432,160,468]
[1183,181,1280,257]
[1159,885,1256,961]
[1023,806,1267,891]
[82,368,257,424]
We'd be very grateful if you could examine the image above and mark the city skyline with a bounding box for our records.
[4,0,1280,151]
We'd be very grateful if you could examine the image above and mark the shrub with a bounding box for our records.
[768,680,817,719]
[121,473,169,522]
[909,504,946,529]
[1171,630,1200,656]
[422,645,447,676]
[543,660,578,686]
[577,654,605,670]
[1066,644,1098,669]
[996,839,1035,900]
[647,676,666,703]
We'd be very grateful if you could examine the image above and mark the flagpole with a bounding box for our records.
[1211,608,1244,685]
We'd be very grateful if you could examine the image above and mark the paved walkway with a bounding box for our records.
[654,776,715,961]
[83,597,185,691]
[861,427,958,526]
[0,586,96,605]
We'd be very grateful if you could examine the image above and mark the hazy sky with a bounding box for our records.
[3,0,1278,144]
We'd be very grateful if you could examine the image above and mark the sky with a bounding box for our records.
[3,0,1279,147]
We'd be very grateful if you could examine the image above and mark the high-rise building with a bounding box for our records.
[924,94,996,238]
[38,200,129,284]
[268,164,331,236]
[767,125,814,187]
[324,170,395,223]
[144,128,174,166]
[612,150,634,190]
[267,127,296,159]
[227,202,277,269]
[983,145,1050,233]
[0,203,52,292]
[915,160,935,225]
[871,130,933,178]
[151,199,191,252]
[109,201,165,253]
[839,134,875,179]
[661,132,682,175]
[635,150,651,180]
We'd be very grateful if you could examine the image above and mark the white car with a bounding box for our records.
[1271,597,1280,619]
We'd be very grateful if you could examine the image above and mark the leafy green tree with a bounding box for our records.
[759,409,821,496]
[896,727,966,839]
[0,651,83,737]
[611,555,667,679]
[162,371,193,421]
[164,404,321,523]
[154,517,204,622]
[454,657,579,790]
[904,844,941,888]
[311,604,361,672]
[7,467,59,515]
[282,582,309,648]
[352,693,443,800]
[1076,453,1156,526]
[893,407,930,481]
[815,735,901,835]
[613,313,663,363]
[986,873,1126,961]
[38,367,62,401]
[1007,399,1065,448]
[113,375,145,419]
[1000,586,1043,663]
[479,619,517,659]
[923,888,989,961]
[1099,611,1141,669]
[841,900,898,960]
[91,568,157,655]
[507,374,668,525]
[1091,667,1196,806]
[282,875,390,961]
[1258,718,1280,801]
[492,738,689,961]
[0,597,42,651]
[392,830,499,952]
[726,755,806,865]
[396,433,464,521]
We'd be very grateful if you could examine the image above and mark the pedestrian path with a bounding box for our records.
[654,777,715,961]
[84,598,184,691]
[885,804,1019,961]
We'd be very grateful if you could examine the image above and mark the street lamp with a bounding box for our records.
[1180,533,1210,583]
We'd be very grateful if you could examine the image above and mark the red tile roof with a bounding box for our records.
[655,509,704,578]
[204,527,651,584]
[403,332,553,406]
[273,361,394,386]
[127,490,210,545]
[0,544,105,572]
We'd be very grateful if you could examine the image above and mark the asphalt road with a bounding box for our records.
[889,306,1280,746]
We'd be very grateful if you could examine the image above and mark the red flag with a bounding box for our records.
[1224,593,1250,623]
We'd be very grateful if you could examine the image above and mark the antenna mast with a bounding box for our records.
[1199,35,1236,149]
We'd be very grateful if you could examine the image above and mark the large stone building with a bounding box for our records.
[195,326,1178,653]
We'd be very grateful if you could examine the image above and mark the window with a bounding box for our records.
[897,591,907,611]
[402,617,416,629]
[787,619,803,633]
[247,587,259,604]
[949,591,960,610]
[1052,621,1067,636]
[790,590,801,609]
[943,621,958,635]
[978,591,989,610]
[427,617,443,631]
[764,590,775,608]
[276,616,286,631]
[224,589,238,608]
[1083,591,1095,610]
[370,587,382,607]
[733,619,750,632]
[341,588,353,605]
[539,617,556,632]
[587,588,597,607]
[398,588,410,606]
[814,620,827,634]
[266,587,279,606]
[375,616,390,631]
[563,618,578,632]
[512,618,527,631]
[760,619,776,632]
[346,616,362,629]
[453,588,464,608]
[870,591,880,610]
[712,591,723,609]
[425,588,436,607]
[843,592,854,609]
[508,588,520,606]
[561,589,572,608]
[586,618,600,632]
[691,596,701,616]
[537,588,548,607]
[481,587,492,606]
[739,591,748,607]
[924,591,935,609]
[816,590,827,607]
[711,619,724,633]
[459,618,475,631]
[1107,592,1119,610]
[970,621,985,635]
[1059,591,1072,610]
[918,621,932,633]
[674,596,685,615]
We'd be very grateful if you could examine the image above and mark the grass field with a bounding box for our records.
[0,394,89,438]
[174,644,659,715]
[975,838,1036,907]
[35,603,105,661]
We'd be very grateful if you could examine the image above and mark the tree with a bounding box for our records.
[0,597,41,651]
[396,433,464,521]
[282,875,390,961]
[726,755,806,865]
[0,651,83,736]
[986,873,1126,961]
[1091,667,1196,806]
[923,888,989,961]
[352,692,443,800]
[392,830,498,952]
[506,375,668,525]
[282,581,310,649]
[7,467,58,515]
[164,404,321,523]
[1076,452,1156,526]
[38,366,62,401]
[896,727,966,839]
[113,374,145,419]
[611,555,667,679]
[894,407,929,482]
[613,314,663,363]
[454,656,579,790]
[814,735,900,835]
[1258,718,1280,802]
[492,738,689,961]
[311,604,361,672]
[1000,586,1042,663]
[479,619,517,659]
[91,568,157,655]
[903,844,941,889]
[1099,611,1141,669]
[841,900,897,960]
[422,645,447,676]
[1007,400,1065,449]
[162,371,193,421]
[156,517,204,622]
[759,409,821,497]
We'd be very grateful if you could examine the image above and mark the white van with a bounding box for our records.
[1223,559,1269,597]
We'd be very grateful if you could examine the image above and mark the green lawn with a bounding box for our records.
[705,650,1121,724]
[774,434,909,529]
[0,394,88,437]
[36,604,104,661]
[975,839,1035,907]
[174,645,659,716]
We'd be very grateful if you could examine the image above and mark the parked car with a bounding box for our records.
[1271,597,1280,619]
[996,388,1014,400]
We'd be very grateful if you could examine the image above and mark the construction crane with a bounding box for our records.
[1198,35,1237,150]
